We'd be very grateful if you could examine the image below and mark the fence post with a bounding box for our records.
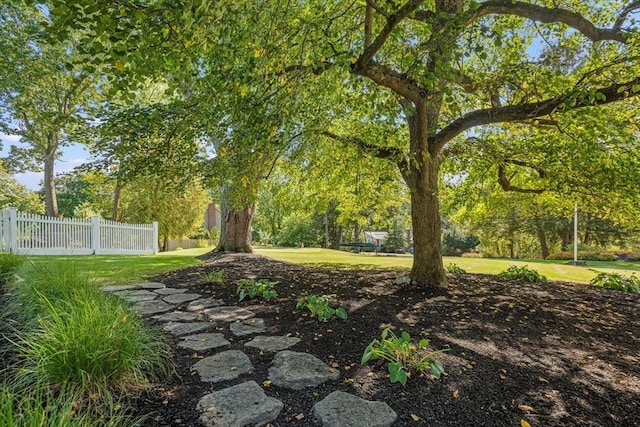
[92,216,101,254]
[152,222,159,254]
[6,208,18,254]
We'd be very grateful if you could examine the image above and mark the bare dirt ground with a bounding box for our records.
[137,252,640,426]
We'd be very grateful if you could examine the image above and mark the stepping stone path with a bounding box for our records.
[101,281,398,427]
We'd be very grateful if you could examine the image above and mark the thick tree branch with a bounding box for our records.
[615,1,640,30]
[355,61,424,102]
[498,164,546,194]
[432,76,640,151]
[319,130,406,163]
[467,1,627,43]
[366,0,390,18]
[356,0,424,68]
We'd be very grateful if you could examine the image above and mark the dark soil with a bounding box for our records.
[136,252,640,426]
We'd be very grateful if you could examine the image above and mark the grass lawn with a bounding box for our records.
[254,247,640,284]
[24,248,210,285]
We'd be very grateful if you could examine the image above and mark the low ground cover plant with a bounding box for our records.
[445,263,466,276]
[204,269,224,284]
[590,272,640,293]
[361,328,446,385]
[237,278,279,301]
[498,265,546,283]
[296,294,348,321]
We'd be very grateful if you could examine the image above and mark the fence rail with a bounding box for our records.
[0,208,158,256]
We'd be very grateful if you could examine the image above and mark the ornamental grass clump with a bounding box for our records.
[361,328,446,385]
[7,260,172,406]
[0,252,24,289]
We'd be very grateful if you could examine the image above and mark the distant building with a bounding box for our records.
[364,231,387,248]
[204,202,222,231]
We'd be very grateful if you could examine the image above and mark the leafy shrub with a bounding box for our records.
[204,269,224,284]
[296,294,348,322]
[237,279,279,301]
[0,253,25,288]
[445,263,466,275]
[590,272,640,293]
[547,250,616,261]
[361,328,446,385]
[498,265,546,283]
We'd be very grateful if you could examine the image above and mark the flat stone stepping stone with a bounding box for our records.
[163,322,211,336]
[204,306,255,322]
[230,318,266,337]
[245,336,300,352]
[312,391,397,427]
[137,282,166,289]
[162,293,201,305]
[268,351,339,390]
[197,381,283,427]
[133,300,174,316]
[192,350,254,383]
[152,311,198,322]
[153,288,188,295]
[187,298,225,311]
[113,289,157,298]
[101,285,139,292]
[178,333,230,351]
[115,290,159,302]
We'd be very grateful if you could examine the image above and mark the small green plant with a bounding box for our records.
[296,294,348,322]
[498,265,546,283]
[0,252,25,288]
[590,272,640,293]
[361,328,446,385]
[204,269,224,284]
[445,263,466,276]
[237,278,279,301]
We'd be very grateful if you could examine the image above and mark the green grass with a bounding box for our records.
[24,248,209,285]
[254,247,640,284]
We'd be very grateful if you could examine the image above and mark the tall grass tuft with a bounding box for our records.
[0,252,25,289]
[0,380,139,427]
[17,290,172,399]
[2,259,173,423]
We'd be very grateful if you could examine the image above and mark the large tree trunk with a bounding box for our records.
[43,152,58,217]
[399,103,447,289]
[537,225,549,259]
[354,221,361,243]
[216,199,255,253]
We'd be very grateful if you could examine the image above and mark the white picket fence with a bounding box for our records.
[0,208,158,255]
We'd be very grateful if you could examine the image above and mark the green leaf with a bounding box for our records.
[388,362,407,385]
[418,338,428,348]
[335,307,348,319]
[429,360,445,378]
[361,343,375,364]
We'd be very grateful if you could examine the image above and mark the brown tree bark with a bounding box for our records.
[216,198,255,253]
[43,144,58,217]
[537,226,550,259]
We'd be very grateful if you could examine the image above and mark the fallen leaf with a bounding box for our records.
[230,366,238,371]
[619,380,628,385]
[520,420,531,427]
[410,413,420,421]
[295,413,305,420]
[499,374,507,380]
[538,377,549,383]
[465,363,473,369]
[518,404,534,413]
[453,390,460,398]
[262,380,272,388]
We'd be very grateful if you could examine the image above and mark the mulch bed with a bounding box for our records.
[136,252,640,426]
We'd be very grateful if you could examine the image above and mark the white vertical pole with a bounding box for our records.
[92,216,100,254]
[8,208,17,254]
[573,203,578,264]
[2,209,9,251]
[152,222,159,254]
